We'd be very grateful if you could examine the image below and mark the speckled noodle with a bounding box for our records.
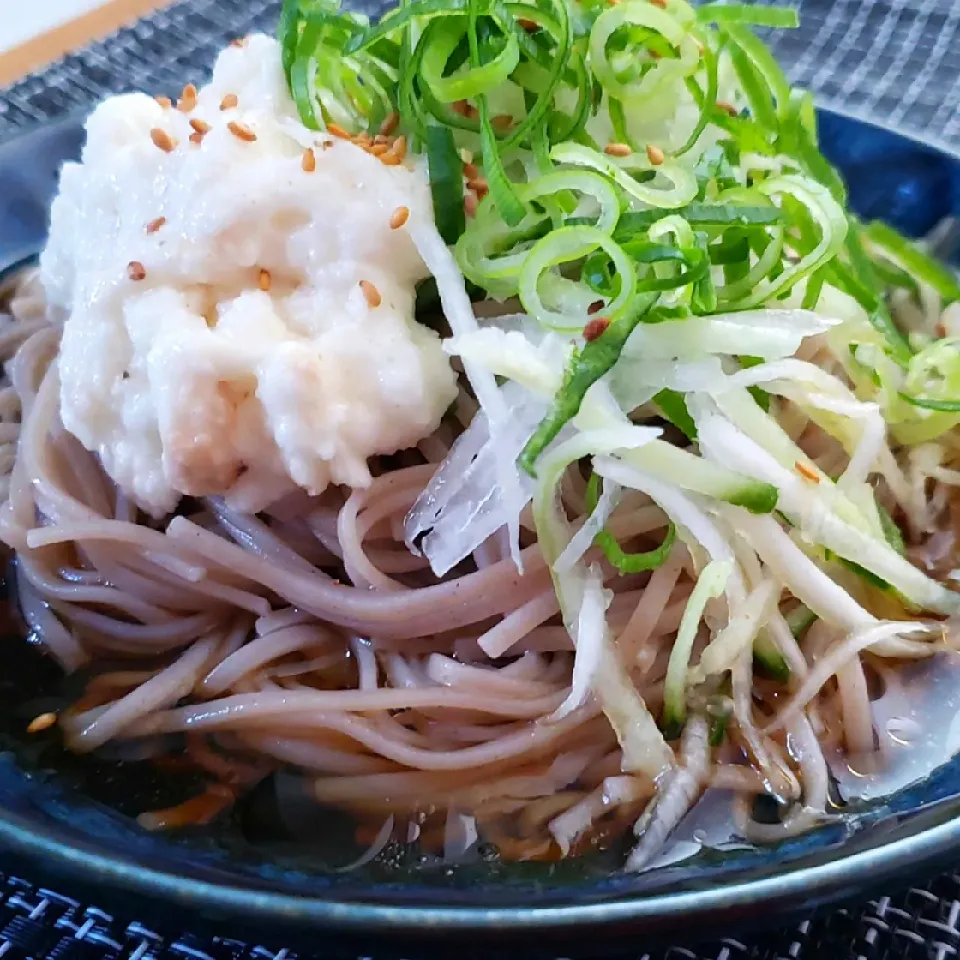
[0,256,952,867]
[5,0,960,877]
[0,267,656,857]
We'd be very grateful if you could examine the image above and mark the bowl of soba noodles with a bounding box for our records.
[1,0,960,952]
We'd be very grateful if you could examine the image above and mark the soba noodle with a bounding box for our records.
[1,261,953,867]
[5,0,960,871]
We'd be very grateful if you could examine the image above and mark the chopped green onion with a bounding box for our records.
[589,0,700,106]
[709,711,729,747]
[289,55,323,129]
[739,356,771,412]
[598,521,677,575]
[878,505,907,556]
[585,473,677,574]
[725,175,847,309]
[827,258,912,367]
[781,90,847,203]
[865,221,960,304]
[753,634,790,681]
[279,0,301,75]
[899,393,960,413]
[464,0,526,225]
[654,388,697,440]
[421,17,520,103]
[615,203,781,233]
[677,31,718,157]
[784,604,816,638]
[501,0,572,152]
[691,231,716,313]
[551,141,698,210]
[426,125,466,243]
[519,226,636,332]
[663,559,732,737]
[698,3,799,28]
[722,22,792,121]
[519,297,657,475]
[345,0,480,54]
[725,30,778,135]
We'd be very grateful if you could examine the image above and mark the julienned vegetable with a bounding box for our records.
[279,0,960,861]
[278,0,955,437]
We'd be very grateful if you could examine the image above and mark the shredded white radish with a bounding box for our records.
[622,309,840,363]
[410,221,525,568]
[553,564,609,718]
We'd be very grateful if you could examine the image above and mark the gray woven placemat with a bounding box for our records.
[3,0,960,957]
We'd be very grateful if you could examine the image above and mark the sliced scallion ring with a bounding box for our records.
[519,225,637,332]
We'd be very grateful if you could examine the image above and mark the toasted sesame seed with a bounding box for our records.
[227,120,257,142]
[220,93,239,111]
[301,148,316,172]
[177,83,198,112]
[463,162,480,180]
[150,128,177,152]
[145,216,167,234]
[360,280,382,308]
[651,0,667,7]
[128,261,147,282]
[189,131,206,146]
[392,135,407,161]
[646,144,665,165]
[795,461,820,483]
[27,712,57,734]
[327,123,350,139]
[390,206,410,230]
[459,148,474,165]
[453,100,479,119]
[356,132,373,146]
[370,143,389,156]
[380,152,402,166]
[467,177,489,199]
[518,17,539,31]
[604,142,632,157]
[716,101,738,117]
[189,117,211,134]
[491,114,513,133]
[587,299,605,315]
[155,95,172,108]
[936,321,948,338]
[231,37,247,47]
[379,112,399,136]
[464,193,479,218]
[258,269,272,292]
[583,316,610,342]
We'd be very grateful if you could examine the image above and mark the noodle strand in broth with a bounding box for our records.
[2,266,953,866]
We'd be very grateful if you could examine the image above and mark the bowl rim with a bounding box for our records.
[1,104,960,942]
[0,781,958,935]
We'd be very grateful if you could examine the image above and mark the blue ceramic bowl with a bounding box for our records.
[1,109,960,958]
